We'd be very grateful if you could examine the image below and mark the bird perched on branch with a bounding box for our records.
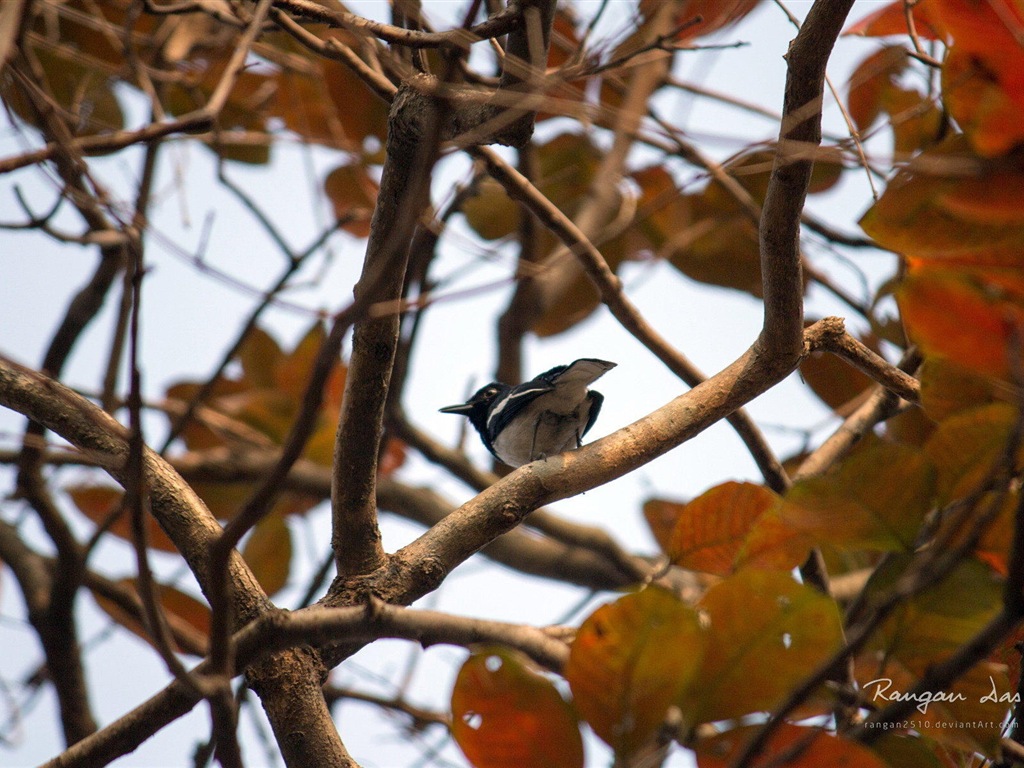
[440,358,616,468]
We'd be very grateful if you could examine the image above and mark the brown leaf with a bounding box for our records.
[241,513,292,596]
[67,484,178,553]
[91,578,209,656]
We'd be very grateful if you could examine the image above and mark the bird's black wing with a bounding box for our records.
[485,379,555,442]
[581,390,604,441]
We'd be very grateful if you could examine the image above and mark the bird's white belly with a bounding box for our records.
[491,400,591,466]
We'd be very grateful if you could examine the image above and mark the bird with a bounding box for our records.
[440,358,616,468]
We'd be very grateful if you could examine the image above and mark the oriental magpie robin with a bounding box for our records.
[440,358,616,468]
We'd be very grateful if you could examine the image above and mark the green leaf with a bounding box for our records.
[781,443,936,551]
[691,570,843,723]
[924,402,1019,504]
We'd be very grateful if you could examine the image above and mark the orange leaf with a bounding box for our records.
[870,733,952,768]
[67,484,178,553]
[566,587,705,756]
[531,272,604,337]
[932,0,1024,54]
[696,724,890,768]
[918,356,1000,421]
[642,498,684,553]
[274,319,346,405]
[647,0,763,42]
[274,322,334,403]
[860,137,1024,266]
[451,647,583,768]
[885,402,937,447]
[933,0,1024,156]
[377,437,406,477]
[898,268,1024,380]
[936,167,1024,225]
[237,326,283,389]
[847,46,910,131]
[885,86,946,157]
[843,1,947,40]
[226,389,298,444]
[164,378,247,450]
[323,162,378,237]
[668,481,782,575]
[321,56,388,150]
[539,7,588,118]
[737,509,817,572]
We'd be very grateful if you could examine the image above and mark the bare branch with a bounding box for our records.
[805,318,921,403]
[237,601,570,673]
[330,80,444,579]
[757,0,857,359]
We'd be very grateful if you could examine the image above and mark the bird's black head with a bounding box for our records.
[439,382,507,433]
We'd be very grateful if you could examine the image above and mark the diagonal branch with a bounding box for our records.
[472,145,791,492]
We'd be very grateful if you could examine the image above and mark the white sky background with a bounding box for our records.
[0,1,899,766]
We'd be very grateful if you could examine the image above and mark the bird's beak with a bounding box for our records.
[439,402,473,414]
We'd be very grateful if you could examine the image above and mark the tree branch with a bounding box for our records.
[330,79,444,579]
[805,318,920,403]
[0,356,350,768]
[757,0,857,360]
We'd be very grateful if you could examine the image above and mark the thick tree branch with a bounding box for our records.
[0,356,268,615]
[376,479,650,589]
[39,600,567,768]
[236,601,570,673]
[331,80,444,579]
[757,0,857,360]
